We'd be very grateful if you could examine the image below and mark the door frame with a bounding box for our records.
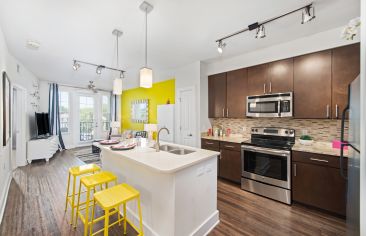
[176,86,196,146]
[74,91,111,146]
[10,83,27,168]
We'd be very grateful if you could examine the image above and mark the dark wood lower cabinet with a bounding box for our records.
[219,149,241,183]
[292,152,347,216]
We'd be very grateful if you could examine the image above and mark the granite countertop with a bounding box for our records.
[201,134,248,144]
[292,141,349,157]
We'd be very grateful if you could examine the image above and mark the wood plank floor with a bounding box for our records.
[0,150,346,236]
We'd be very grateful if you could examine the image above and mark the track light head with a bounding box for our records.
[217,41,226,54]
[72,60,80,71]
[255,25,266,39]
[302,5,315,24]
[96,65,104,74]
[120,71,125,78]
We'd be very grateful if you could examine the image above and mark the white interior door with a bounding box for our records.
[11,85,27,168]
[177,87,196,147]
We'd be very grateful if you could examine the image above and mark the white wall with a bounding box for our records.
[0,24,39,223]
[205,26,360,75]
[360,1,365,234]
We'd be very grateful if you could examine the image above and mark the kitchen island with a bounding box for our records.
[94,141,220,236]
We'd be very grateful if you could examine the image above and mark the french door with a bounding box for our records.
[76,93,110,144]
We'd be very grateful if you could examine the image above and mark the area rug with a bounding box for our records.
[72,146,101,166]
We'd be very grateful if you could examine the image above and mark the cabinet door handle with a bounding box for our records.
[226,108,229,117]
[264,83,266,94]
[310,158,329,163]
[326,105,330,119]
[336,104,339,119]
[222,108,225,117]
[294,163,297,177]
[269,82,272,93]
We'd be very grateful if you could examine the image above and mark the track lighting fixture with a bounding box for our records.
[301,5,315,24]
[217,41,226,54]
[72,60,80,71]
[215,3,315,50]
[255,25,266,39]
[120,71,124,78]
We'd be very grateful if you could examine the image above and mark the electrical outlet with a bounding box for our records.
[206,164,213,173]
[196,167,205,176]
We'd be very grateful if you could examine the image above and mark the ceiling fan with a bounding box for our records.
[88,81,98,93]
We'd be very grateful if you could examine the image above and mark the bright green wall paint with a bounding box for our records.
[121,79,175,131]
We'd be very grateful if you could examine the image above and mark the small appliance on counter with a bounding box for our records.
[246,92,293,118]
[241,127,295,204]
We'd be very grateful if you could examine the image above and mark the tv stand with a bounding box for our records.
[27,136,59,163]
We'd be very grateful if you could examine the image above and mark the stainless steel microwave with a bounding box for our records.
[246,92,293,118]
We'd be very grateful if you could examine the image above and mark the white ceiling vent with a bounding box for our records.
[26,40,40,50]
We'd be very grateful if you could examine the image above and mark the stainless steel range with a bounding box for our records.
[241,127,295,204]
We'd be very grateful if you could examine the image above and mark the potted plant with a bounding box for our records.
[299,135,314,146]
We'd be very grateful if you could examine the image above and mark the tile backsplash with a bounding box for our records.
[211,118,348,142]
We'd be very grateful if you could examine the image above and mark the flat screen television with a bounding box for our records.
[35,112,50,137]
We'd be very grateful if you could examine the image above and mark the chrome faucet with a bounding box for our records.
[155,127,170,152]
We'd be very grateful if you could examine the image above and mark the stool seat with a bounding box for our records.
[80,171,117,187]
[69,164,100,176]
[94,183,139,209]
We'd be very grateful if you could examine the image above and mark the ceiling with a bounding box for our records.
[0,0,360,90]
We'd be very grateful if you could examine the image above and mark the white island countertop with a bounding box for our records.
[94,141,220,174]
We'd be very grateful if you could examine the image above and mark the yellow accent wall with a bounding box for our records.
[121,79,175,131]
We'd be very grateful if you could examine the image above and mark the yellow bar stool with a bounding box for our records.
[65,164,101,225]
[75,171,118,236]
[90,183,144,236]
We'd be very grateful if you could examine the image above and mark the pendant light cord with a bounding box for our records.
[145,9,148,67]
[116,34,119,68]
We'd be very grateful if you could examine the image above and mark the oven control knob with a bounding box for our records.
[252,129,255,132]
[255,129,258,132]
[289,130,294,134]
[285,130,289,134]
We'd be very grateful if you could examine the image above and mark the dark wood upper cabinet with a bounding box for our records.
[332,43,360,119]
[226,68,248,118]
[294,50,332,119]
[267,58,294,93]
[208,73,227,118]
[248,64,268,95]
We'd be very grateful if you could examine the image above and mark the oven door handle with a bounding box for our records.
[241,145,290,157]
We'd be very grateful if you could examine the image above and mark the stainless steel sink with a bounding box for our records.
[159,145,195,155]
[160,145,178,152]
[169,149,195,155]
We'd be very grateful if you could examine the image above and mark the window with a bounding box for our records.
[102,95,111,131]
[59,91,70,133]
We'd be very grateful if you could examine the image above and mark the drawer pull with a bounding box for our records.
[310,158,329,163]
[205,142,214,145]
[224,145,235,148]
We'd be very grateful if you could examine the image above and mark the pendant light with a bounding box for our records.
[139,1,154,88]
[112,29,123,95]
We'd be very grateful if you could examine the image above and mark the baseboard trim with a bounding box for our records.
[0,171,12,224]
[122,207,219,236]
[191,210,220,236]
